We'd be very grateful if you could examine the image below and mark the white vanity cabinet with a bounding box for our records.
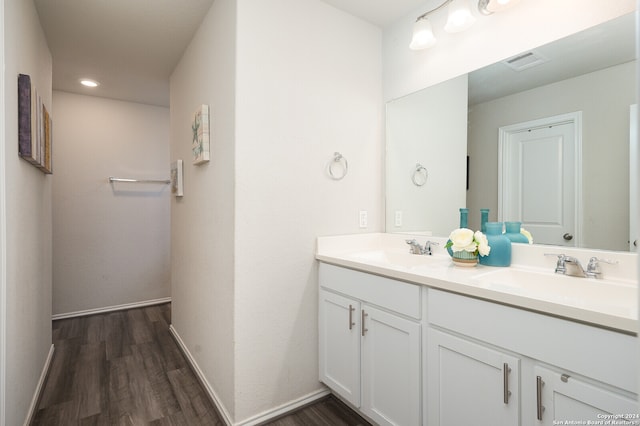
[319,290,362,406]
[427,289,638,426]
[319,263,422,426]
[427,328,520,425]
[534,366,638,426]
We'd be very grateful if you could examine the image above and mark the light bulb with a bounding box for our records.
[80,79,99,88]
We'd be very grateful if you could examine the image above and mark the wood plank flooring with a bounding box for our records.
[32,304,369,426]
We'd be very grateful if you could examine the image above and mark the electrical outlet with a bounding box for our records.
[359,211,368,228]
[395,210,403,227]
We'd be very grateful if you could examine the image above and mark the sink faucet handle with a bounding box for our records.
[544,253,567,274]
[588,256,618,266]
[424,240,439,255]
[586,257,618,278]
[405,239,424,254]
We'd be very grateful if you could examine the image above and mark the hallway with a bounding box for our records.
[32,304,223,424]
[30,304,369,425]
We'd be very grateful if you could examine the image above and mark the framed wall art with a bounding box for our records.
[191,104,210,165]
[18,73,52,174]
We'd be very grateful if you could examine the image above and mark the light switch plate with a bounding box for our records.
[359,211,368,228]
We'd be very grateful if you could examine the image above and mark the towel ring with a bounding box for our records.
[411,163,428,186]
[328,152,348,180]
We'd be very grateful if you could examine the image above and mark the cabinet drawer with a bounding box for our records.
[428,289,637,393]
[319,263,421,319]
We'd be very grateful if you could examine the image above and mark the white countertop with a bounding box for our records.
[316,233,639,334]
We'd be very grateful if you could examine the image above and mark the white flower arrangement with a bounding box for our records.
[520,227,533,244]
[445,228,490,257]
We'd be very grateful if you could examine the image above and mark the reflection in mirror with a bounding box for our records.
[386,76,468,237]
[385,12,637,251]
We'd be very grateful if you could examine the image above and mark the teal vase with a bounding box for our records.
[504,221,529,244]
[459,208,468,228]
[479,222,511,267]
[480,209,489,233]
[448,208,469,256]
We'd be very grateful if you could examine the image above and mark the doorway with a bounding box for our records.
[498,112,582,246]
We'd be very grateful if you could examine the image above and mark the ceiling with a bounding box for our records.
[34,1,635,108]
[34,0,428,107]
[468,12,636,106]
[34,0,215,107]
[320,0,429,27]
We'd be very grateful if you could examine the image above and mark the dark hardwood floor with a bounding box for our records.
[32,304,369,426]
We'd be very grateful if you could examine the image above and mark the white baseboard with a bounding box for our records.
[52,297,172,320]
[168,325,330,426]
[169,325,235,425]
[23,344,55,426]
[235,388,330,426]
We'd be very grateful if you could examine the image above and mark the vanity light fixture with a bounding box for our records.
[410,0,520,50]
[478,0,520,15]
[444,0,476,33]
[409,18,437,50]
[79,78,99,88]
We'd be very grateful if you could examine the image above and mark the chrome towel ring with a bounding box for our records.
[328,152,348,180]
[411,163,428,186]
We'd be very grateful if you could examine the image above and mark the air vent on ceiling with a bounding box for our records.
[502,50,549,71]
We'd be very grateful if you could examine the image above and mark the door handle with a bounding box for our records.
[563,233,573,241]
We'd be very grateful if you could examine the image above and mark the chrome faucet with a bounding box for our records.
[546,254,618,279]
[547,254,586,277]
[406,239,423,254]
[563,256,586,278]
[405,239,439,255]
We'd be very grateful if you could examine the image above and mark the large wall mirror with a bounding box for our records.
[386,12,637,252]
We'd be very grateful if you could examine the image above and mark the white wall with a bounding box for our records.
[169,0,237,419]
[383,0,636,102]
[467,62,636,251]
[51,92,170,315]
[386,75,467,234]
[2,0,52,424]
[170,0,382,423]
[234,0,381,421]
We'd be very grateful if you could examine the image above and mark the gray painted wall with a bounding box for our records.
[52,91,170,316]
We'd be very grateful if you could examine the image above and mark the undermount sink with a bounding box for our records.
[346,248,451,270]
[471,268,637,316]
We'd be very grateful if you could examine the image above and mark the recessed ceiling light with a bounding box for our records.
[80,79,99,88]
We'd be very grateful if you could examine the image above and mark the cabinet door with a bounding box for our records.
[427,328,520,426]
[319,289,361,407]
[361,304,421,426]
[535,366,638,425]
